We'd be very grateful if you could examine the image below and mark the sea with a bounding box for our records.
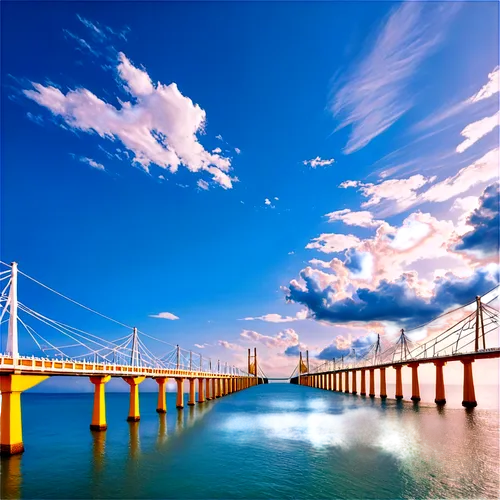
[1,383,499,499]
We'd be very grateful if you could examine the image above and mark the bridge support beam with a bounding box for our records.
[214,378,220,398]
[90,375,111,430]
[197,378,205,403]
[394,366,403,400]
[332,373,336,391]
[379,368,387,399]
[205,379,211,400]
[369,369,375,398]
[188,379,196,406]
[360,369,366,396]
[344,371,349,393]
[155,377,167,413]
[0,374,48,455]
[176,378,185,408]
[123,376,145,421]
[408,363,420,402]
[338,372,343,392]
[461,359,477,408]
[351,370,357,395]
[434,361,446,405]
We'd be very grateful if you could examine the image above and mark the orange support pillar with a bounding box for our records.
[344,371,349,393]
[206,378,212,400]
[123,376,146,421]
[338,372,343,392]
[155,377,167,413]
[197,378,205,403]
[434,361,446,405]
[329,373,333,391]
[369,369,375,398]
[215,378,221,398]
[394,365,403,400]
[332,372,337,391]
[408,363,420,402]
[188,379,196,406]
[351,370,357,395]
[176,378,185,409]
[90,375,111,430]
[461,359,477,408]
[379,368,387,399]
[360,369,366,396]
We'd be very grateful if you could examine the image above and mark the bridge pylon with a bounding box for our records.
[6,262,19,360]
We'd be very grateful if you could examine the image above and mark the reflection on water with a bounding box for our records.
[3,387,499,499]
[0,453,22,500]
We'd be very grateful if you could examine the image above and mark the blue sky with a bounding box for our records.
[1,1,499,385]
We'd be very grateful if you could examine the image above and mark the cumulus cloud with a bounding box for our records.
[287,266,498,328]
[234,147,241,154]
[317,333,377,360]
[331,2,456,153]
[456,111,499,153]
[264,198,271,205]
[306,233,361,254]
[240,309,308,323]
[455,183,499,257]
[23,52,236,189]
[149,312,179,320]
[325,209,383,228]
[212,147,222,153]
[303,157,335,168]
[240,328,299,348]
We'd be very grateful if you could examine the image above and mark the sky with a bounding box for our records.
[1,1,499,391]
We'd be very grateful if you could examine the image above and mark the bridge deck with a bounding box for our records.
[0,356,241,379]
[304,348,500,376]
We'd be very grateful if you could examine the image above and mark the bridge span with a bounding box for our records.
[290,291,499,409]
[0,262,266,456]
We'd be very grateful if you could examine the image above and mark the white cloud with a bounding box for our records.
[288,251,295,255]
[194,343,205,349]
[212,147,222,153]
[339,174,436,214]
[303,157,335,168]
[240,309,308,323]
[216,134,223,140]
[264,198,271,205]
[77,156,105,171]
[325,209,382,228]
[331,2,454,153]
[274,197,279,201]
[422,148,499,203]
[240,328,299,348]
[23,52,236,189]
[468,66,499,103]
[308,259,331,269]
[306,233,361,254]
[197,179,209,190]
[234,147,241,154]
[218,340,242,350]
[149,312,179,320]
[456,111,499,153]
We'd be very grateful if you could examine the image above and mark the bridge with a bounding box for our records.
[290,288,500,409]
[0,262,267,456]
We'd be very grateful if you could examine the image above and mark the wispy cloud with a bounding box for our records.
[331,2,457,154]
[78,156,105,171]
[240,309,308,323]
[324,209,382,228]
[149,312,179,320]
[456,111,499,154]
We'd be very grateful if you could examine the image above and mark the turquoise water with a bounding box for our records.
[1,384,499,499]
